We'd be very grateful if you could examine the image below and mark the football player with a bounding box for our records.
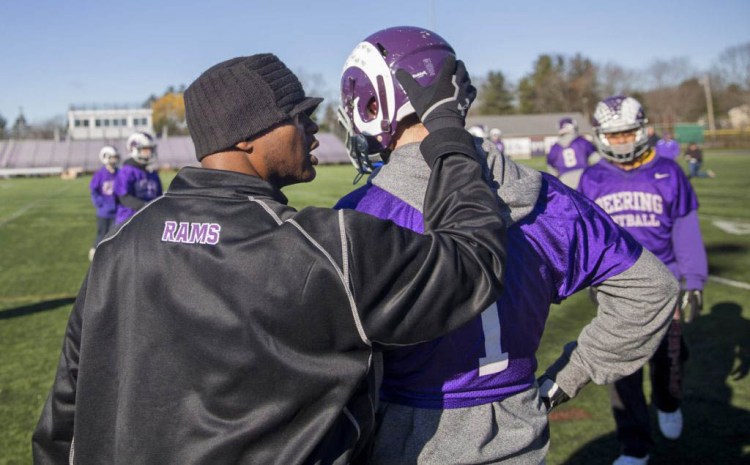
[654,131,680,160]
[89,145,120,260]
[579,95,708,465]
[546,117,598,189]
[489,127,505,155]
[114,131,163,224]
[335,26,678,465]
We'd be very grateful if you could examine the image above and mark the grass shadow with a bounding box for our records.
[561,301,750,464]
[0,297,75,320]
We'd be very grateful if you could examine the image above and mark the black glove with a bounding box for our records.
[395,55,476,133]
[679,289,703,323]
[537,375,570,412]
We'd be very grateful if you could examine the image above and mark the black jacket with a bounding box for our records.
[33,129,506,464]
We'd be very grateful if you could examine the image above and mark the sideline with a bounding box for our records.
[0,184,75,228]
[708,275,750,291]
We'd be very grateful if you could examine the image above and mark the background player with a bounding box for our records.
[336,26,678,464]
[579,95,708,465]
[654,130,680,160]
[114,131,163,224]
[489,127,505,155]
[88,145,120,261]
[546,116,598,189]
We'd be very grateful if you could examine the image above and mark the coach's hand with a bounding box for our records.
[396,55,476,133]
[679,289,703,323]
[537,375,570,412]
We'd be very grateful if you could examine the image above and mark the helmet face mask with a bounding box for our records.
[339,26,455,174]
[558,117,578,136]
[591,96,649,164]
[126,132,157,165]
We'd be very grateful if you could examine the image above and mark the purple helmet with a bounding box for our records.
[591,95,650,164]
[558,117,578,135]
[338,26,455,174]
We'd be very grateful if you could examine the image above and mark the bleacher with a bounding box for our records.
[0,134,350,178]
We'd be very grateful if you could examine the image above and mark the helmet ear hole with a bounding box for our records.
[366,97,379,118]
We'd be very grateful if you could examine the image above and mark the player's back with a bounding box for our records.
[339,173,641,408]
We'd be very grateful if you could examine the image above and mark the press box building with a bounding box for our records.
[67,106,154,140]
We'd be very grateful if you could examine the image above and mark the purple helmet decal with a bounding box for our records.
[339,26,455,173]
[591,95,650,164]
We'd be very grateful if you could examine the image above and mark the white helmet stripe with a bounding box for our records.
[343,42,396,137]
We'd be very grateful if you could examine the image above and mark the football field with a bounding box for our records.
[1,152,748,464]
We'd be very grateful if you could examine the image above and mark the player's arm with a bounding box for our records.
[546,147,559,175]
[672,209,708,322]
[118,194,146,210]
[114,171,146,210]
[89,173,105,208]
[32,275,88,464]
[540,249,678,407]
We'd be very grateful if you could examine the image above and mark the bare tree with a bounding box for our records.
[599,63,638,97]
[714,42,750,90]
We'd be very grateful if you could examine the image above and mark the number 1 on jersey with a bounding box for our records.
[478,303,509,376]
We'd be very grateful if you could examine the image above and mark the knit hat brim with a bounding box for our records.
[291,97,323,117]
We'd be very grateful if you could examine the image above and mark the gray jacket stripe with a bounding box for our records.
[342,407,362,443]
[97,196,166,247]
[286,218,370,346]
[248,196,283,225]
[338,210,351,290]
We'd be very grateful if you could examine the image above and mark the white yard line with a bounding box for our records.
[708,275,750,291]
[0,184,75,228]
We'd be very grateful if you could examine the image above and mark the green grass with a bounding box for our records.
[1,153,749,464]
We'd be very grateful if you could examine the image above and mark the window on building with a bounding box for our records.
[74,119,81,127]
[95,119,102,127]
[121,118,127,126]
[104,119,110,127]
[83,120,90,127]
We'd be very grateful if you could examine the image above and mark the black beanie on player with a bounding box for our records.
[184,54,323,161]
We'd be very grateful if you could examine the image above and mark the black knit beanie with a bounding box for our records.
[184,54,323,160]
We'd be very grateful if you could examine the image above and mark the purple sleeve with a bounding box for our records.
[672,210,707,290]
[671,164,699,217]
[90,170,103,206]
[585,139,597,156]
[541,175,643,299]
[114,166,134,197]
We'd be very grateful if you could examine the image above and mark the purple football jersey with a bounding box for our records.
[336,174,642,408]
[578,156,698,271]
[90,167,118,219]
[546,136,597,176]
[114,163,163,224]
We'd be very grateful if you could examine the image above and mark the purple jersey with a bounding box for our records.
[546,136,596,176]
[578,156,698,272]
[655,139,680,160]
[90,167,118,219]
[336,174,642,408]
[114,162,163,224]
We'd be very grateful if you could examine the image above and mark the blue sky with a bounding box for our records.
[1,0,748,123]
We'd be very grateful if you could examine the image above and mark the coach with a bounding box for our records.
[32,53,506,464]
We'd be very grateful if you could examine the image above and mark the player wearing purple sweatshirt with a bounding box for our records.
[114,132,163,224]
[654,131,681,161]
[88,146,120,261]
[546,117,598,189]
[579,95,708,465]
[336,27,678,465]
